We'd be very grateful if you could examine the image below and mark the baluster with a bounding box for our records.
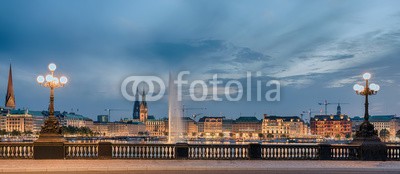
[0,146,3,158]
[137,146,141,158]
[10,146,14,157]
[28,146,32,158]
[134,146,137,158]
[213,147,216,159]
[157,146,161,158]
[114,146,119,158]
[126,146,130,158]
[127,146,131,158]
[206,147,209,159]
[113,146,117,158]
[122,146,126,158]
[172,146,176,158]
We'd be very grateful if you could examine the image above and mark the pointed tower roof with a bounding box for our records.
[5,64,16,109]
[140,89,147,107]
[135,87,140,101]
[132,87,140,119]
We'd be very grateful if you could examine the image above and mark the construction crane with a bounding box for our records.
[182,105,206,117]
[318,100,349,115]
[104,109,129,122]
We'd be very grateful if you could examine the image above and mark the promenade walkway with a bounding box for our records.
[0,160,399,173]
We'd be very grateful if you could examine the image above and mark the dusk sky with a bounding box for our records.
[1,0,400,121]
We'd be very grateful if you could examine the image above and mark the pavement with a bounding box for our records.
[0,160,399,174]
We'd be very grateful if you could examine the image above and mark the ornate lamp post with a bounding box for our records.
[36,63,68,142]
[352,72,380,138]
[352,72,386,161]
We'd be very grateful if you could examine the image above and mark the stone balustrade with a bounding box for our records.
[0,142,399,161]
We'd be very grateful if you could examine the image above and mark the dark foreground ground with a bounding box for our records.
[0,160,399,174]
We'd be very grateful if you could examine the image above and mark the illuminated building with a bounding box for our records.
[6,110,32,133]
[90,121,146,136]
[182,117,198,136]
[262,114,306,138]
[145,116,167,136]
[198,116,224,134]
[233,116,262,138]
[310,114,351,138]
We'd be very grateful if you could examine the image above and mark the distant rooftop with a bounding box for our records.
[352,115,396,122]
[235,116,260,123]
[265,115,302,122]
[312,115,350,121]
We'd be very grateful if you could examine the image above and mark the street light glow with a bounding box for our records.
[353,84,360,91]
[363,73,371,80]
[48,63,57,71]
[37,75,45,84]
[370,83,380,91]
[60,76,68,84]
[53,77,59,84]
[45,74,53,82]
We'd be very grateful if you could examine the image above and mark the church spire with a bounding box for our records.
[141,89,147,106]
[132,87,140,119]
[5,64,16,109]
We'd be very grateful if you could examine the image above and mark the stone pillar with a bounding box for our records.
[319,144,332,160]
[175,143,189,159]
[249,143,262,160]
[34,134,65,159]
[352,136,387,161]
[98,142,113,159]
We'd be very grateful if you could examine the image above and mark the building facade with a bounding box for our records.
[262,115,306,138]
[90,121,146,136]
[5,110,33,133]
[233,116,262,139]
[310,114,352,139]
[182,117,198,136]
[198,116,224,134]
[145,116,167,136]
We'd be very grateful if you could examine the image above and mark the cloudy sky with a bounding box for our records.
[0,0,399,121]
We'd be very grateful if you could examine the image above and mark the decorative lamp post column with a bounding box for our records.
[351,73,387,161]
[352,73,380,138]
[36,63,68,141]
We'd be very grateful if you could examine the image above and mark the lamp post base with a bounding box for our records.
[351,121,387,161]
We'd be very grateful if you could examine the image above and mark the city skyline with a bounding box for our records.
[1,0,400,121]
